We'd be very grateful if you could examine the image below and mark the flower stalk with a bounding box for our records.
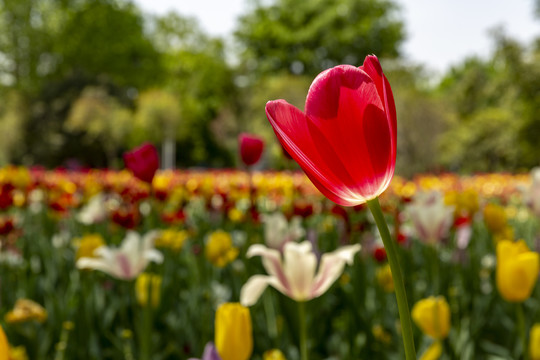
[298,301,308,360]
[367,197,416,360]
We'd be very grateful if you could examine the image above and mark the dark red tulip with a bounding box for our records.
[123,143,159,184]
[265,55,396,206]
[238,133,264,166]
[373,247,387,263]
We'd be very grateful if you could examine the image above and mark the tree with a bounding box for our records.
[133,89,181,169]
[235,0,404,76]
[148,12,237,167]
[65,86,133,167]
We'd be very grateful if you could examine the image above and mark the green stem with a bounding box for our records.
[298,301,308,360]
[517,303,528,360]
[367,197,416,360]
[263,292,278,344]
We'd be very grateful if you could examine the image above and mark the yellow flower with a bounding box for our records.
[135,273,163,308]
[483,203,507,234]
[5,299,47,324]
[8,346,28,360]
[412,296,450,340]
[215,302,252,360]
[0,325,8,360]
[155,229,188,252]
[496,240,539,302]
[263,349,286,360]
[228,208,245,222]
[419,341,442,360]
[74,234,105,260]
[530,323,540,360]
[444,189,479,218]
[205,230,239,268]
[376,264,394,292]
[493,226,514,244]
[372,324,392,344]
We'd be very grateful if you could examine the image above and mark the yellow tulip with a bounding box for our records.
[5,299,47,324]
[74,234,105,260]
[412,296,450,340]
[215,303,252,360]
[531,323,540,360]
[419,341,442,360]
[0,325,8,360]
[483,203,507,234]
[496,240,539,302]
[205,231,239,268]
[263,349,286,360]
[376,264,394,293]
[135,273,163,308]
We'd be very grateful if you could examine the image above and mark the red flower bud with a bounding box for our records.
[238,133,264,166]
[123,143,159,184]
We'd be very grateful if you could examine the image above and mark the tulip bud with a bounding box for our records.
[263,349,286,360]
[530,323,540,360]
[412,296,450,340]
[238,133,264,167]
[135,273,162,308]
[0,325,8,360]
[215,303,253,360]
[496,240,539,302]
[123,143,160,184]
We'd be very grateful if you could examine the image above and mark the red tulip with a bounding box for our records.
[123,143,159,184]
[238,133,264,166]
[265,55,396,206]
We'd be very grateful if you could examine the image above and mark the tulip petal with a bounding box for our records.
[282,241,317,300]
[240,275,281,307]
[311,244,361,298]
[246,244,290,294]
[266,100,360,205]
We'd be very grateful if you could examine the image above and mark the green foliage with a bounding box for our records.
[148,12,237,167]
[56,0,163,89]
[235,0,405,76]
[438,30,540,172]
[65,86,133,167]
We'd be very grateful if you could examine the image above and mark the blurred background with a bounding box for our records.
[0,0,538,176]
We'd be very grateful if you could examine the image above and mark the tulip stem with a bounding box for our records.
[517,303,528,360]
[298,300,308,360]
[367,197,416,360]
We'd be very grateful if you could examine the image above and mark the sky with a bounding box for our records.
[134,0,539,74]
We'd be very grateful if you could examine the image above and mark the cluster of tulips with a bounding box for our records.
[0,56,539,360]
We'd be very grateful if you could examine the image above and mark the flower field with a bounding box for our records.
[0,166,539,359]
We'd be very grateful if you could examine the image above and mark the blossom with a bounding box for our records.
[265,55,396,206]
[76,193,108,225]
[215,303,252,360]
[73,234,105,260]
[530,323,540,360]
[0,325,8,360]
[483,203,508,234]
[261,212,304,250]
[376,263,394,292]
[496,240,539,302]
[154,229,189,252]
[205,230,239,268]
[263,349,286,360]
[406,191,454,245]
[412,296,450,340]
[238,133,264,166]
[188,343,222,360]
[240,241,361,306]
[123,142,159,184]
[419,341,443,360]
[5,299,47,324]
[76,231,163,280]
[135,273,162,308]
